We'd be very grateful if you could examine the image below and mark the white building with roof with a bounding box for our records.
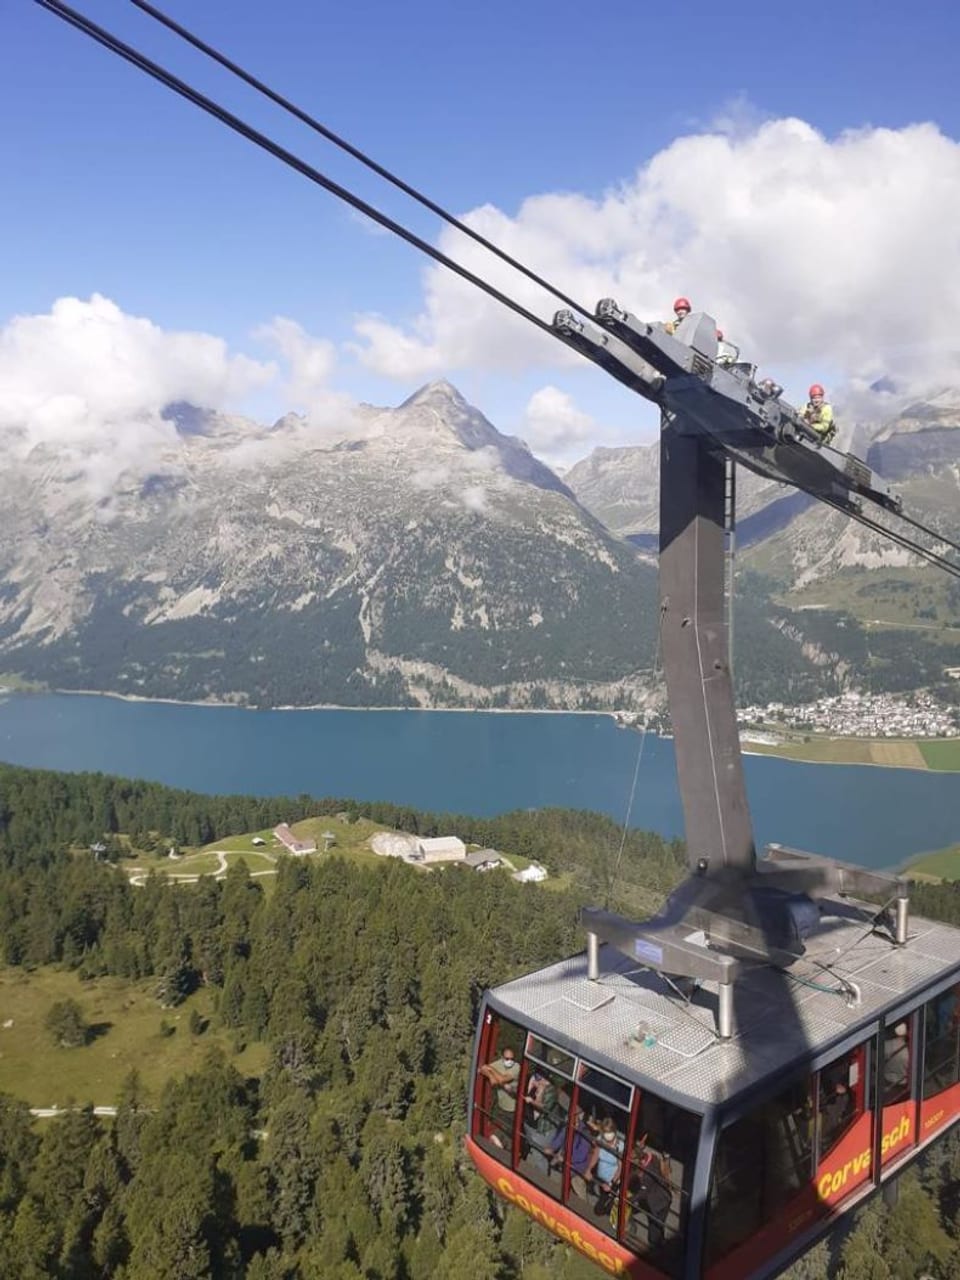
[464,850,502,871]
[416,836,466,864]
[513,863,547,883]
[273,823,317,856]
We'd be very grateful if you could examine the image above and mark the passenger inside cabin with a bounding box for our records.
[935,987,960,1037]
[479,1045,520,1146]
[547,1107,594,1196]
[923,985,960,1096]
[883,1023,910,1105]
[625,1133,673,1249]
[590,1113,625,1194]
[523,1067,558,1170]
[819,1078,854,1151]
[525,1066,557,1126]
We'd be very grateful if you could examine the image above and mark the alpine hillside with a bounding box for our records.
[0,382,667,710]
[567,391,960,699]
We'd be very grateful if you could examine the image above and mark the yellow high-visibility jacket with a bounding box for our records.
[802,401,835,440]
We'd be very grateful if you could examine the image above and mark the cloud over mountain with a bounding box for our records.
[0,294,276,494]
[351,117,960,397]
[8,114,960,495]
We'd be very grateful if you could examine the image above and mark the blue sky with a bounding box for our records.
[4,0,960,465]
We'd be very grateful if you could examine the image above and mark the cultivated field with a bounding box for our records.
[905,844,960,881]
[870,741,928,768]
[0,969,268,1107]
[743,735,959,771]
[919,739,960,771]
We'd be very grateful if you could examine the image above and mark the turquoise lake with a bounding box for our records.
[0,693,958,870]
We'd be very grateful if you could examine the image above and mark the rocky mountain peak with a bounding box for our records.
[0,377,658,709]
[399,379,467,411]
[161,400,264,441]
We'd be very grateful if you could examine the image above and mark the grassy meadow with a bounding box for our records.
[122,814,395,883]
[919,739,960,771]
[905,844,960,881]
[742,733,960,771]
[0,968,268,1108]
[2,817,540,1110]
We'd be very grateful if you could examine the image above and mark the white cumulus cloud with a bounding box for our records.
[350,117,960,402]
[0,294,275,493]
[519,386,600,468]
[256,316,356,430]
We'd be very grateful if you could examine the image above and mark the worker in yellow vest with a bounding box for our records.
[801,384,836,445]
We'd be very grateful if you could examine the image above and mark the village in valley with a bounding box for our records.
[737,689,960,741]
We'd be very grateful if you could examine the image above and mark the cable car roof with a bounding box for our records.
[489,900,960,1111]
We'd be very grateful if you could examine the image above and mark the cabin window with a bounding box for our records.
[565,1068,633,1236]
[471,1010,525,1165]
[706,1074,815,1264]
[817,1042,869,1161]
[526,1032,576,1079]
[517,1051,572,1197]
[619,1093,700,1278]
[577,1060,633,1111]
[882,1018,912,1108]
[880,1015,918,1170]
[923,984,960,1100]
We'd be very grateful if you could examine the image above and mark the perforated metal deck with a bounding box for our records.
[490,902,960,1108]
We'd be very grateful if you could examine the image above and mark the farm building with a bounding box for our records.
[273,823,317,856]
[415,836,466,864]
[464,850,502,872]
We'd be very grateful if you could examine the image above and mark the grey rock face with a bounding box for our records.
[0,382,658,709]
[566,441,785,540]
[566,397,960,586]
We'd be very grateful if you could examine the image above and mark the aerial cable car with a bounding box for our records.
[466,308,960,1279]
[25,9,960,1274]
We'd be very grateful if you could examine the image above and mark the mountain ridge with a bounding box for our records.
[0,382,659,710]
[3,380,958,711]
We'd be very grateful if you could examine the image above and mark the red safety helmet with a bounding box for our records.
[809,383,825,398]
[716,329,724,340]
[673,296,691,313]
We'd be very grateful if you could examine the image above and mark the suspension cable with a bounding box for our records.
[34,0,960,591]
[606,601,667,909]
[34,0,562,346]
[819,496,960,581]
[129,0,599,327]
[819,443,960,559]
[893,506,960,560]
[779,438,960,574]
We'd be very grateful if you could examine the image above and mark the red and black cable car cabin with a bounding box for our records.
[467,900,960,1280]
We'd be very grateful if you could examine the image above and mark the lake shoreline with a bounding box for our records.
[2,693,958,869]
[3,685,957,774]
[34,687,612,716]
[739,745,936,773]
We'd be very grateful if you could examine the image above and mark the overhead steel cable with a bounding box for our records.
[819,496,960,581]
[128,0,599,329]
[892,507,960,560]
[771,436,960,575]
[34,0,564,346]
[31,0,960,593]
[842,505,960,580]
